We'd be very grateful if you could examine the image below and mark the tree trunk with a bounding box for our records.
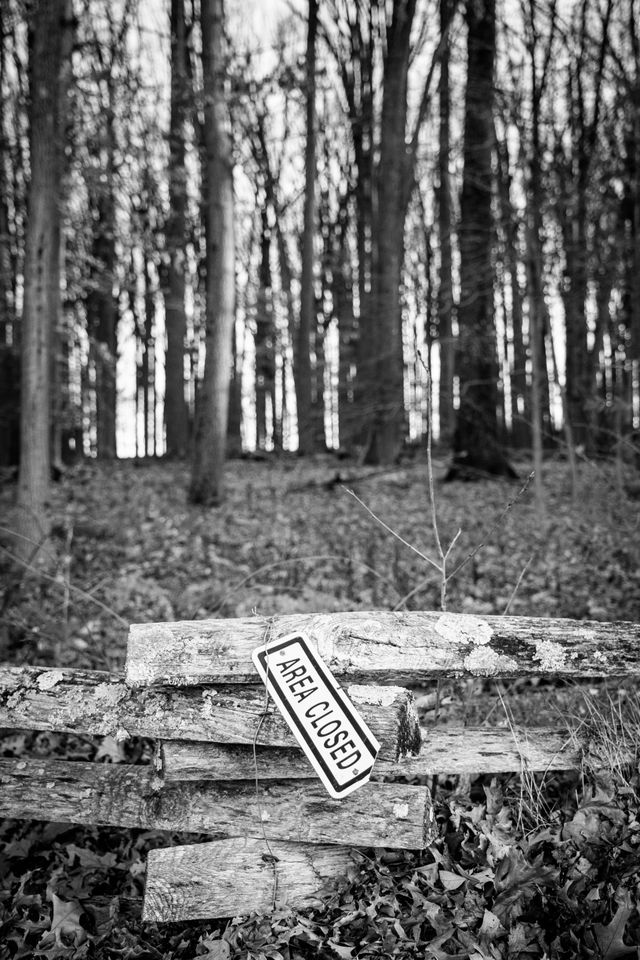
[255,208,275,450]
[164,0,189,458]
[332,194,357,449]
[494,131,529,448]
[525,213,546,516]
[295,0,318,454]
[0,5,25,469]
[352,89,376,447]
[87,53,119,464]
[189,0,235,505]
[628,85,640,434]
[450,0,513,478]
[560,2,613,452]
[347,6,376,447]
[143,257,156,457]
[437,0,455,448]
[88,189,118,460]
[15,0,71,562]
[363,0,416,465]
[312,183,330,448]
[227,320,243,456]
[525,110,552,509]
[561,195,589,449]
[0,70,19,466]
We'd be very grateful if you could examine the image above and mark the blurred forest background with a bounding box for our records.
[2,0,640,558]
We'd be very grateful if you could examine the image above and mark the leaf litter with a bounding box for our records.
[0,454,639,957]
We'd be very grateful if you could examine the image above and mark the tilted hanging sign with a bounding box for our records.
[252,633,380,799]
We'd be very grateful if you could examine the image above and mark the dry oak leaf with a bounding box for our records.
[593,893,638,960]
[439,869,466,891]
[41,890,87,948]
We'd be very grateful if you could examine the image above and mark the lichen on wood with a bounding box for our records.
[435,613,493,645]
[533,640,568,671]
[0,667,419,761]
[463,646,518,676]
[126,612,640,686]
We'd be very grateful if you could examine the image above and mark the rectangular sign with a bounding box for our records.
[252,633,380,799]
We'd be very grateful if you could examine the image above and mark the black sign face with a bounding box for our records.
[252,633,380,799]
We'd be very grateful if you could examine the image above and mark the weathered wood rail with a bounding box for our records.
[0,666,419,760]
[127,611,640,685]
[1,610,639,923]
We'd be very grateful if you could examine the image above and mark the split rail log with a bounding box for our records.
[0,758,430,848]
[0,666,419,760]
[4,609,640,923]
[160,724,587,781]
[127,611,640,687]
[143,837,359,922]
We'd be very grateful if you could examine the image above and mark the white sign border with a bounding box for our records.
[252,631,381,799]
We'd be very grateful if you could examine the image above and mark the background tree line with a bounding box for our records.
[1,0,639,556]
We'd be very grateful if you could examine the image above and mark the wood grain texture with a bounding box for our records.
[0,666,419,761]
[126,611,640,687]
[0,758,432,848]
[143,837,357,921]
[161,723,581,780]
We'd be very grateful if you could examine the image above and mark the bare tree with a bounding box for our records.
[0,1,21,468]
[254,206,276,450]
[84,2,136,459]
[556,0,613,450]
[164,0,190,457]
[325,0,454,463]
[449,0,514,477]
[296,0,319,454]
[189,0,235,505]
[15,0,73,563]
[437,0,455,447]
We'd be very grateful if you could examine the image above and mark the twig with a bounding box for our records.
[503,556,533,615]
[390,532,461,611]
[0,542,128,628]
[0,521,56,613]
[392,575,431,611]
[343,488,442,575]
[445,471,535,584]
[418,348,456,610]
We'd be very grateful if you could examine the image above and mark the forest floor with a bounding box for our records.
[1,451,640,958]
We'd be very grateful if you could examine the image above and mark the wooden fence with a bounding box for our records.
[1,610,638,922]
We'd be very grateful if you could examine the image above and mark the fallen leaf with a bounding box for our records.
[327,941,354,959]
[41,890,86,948]
[479,909,503,941]
[439,869,466,890]
[65,843,117,869]
[198,941,231,960]
[593,893,637,959]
